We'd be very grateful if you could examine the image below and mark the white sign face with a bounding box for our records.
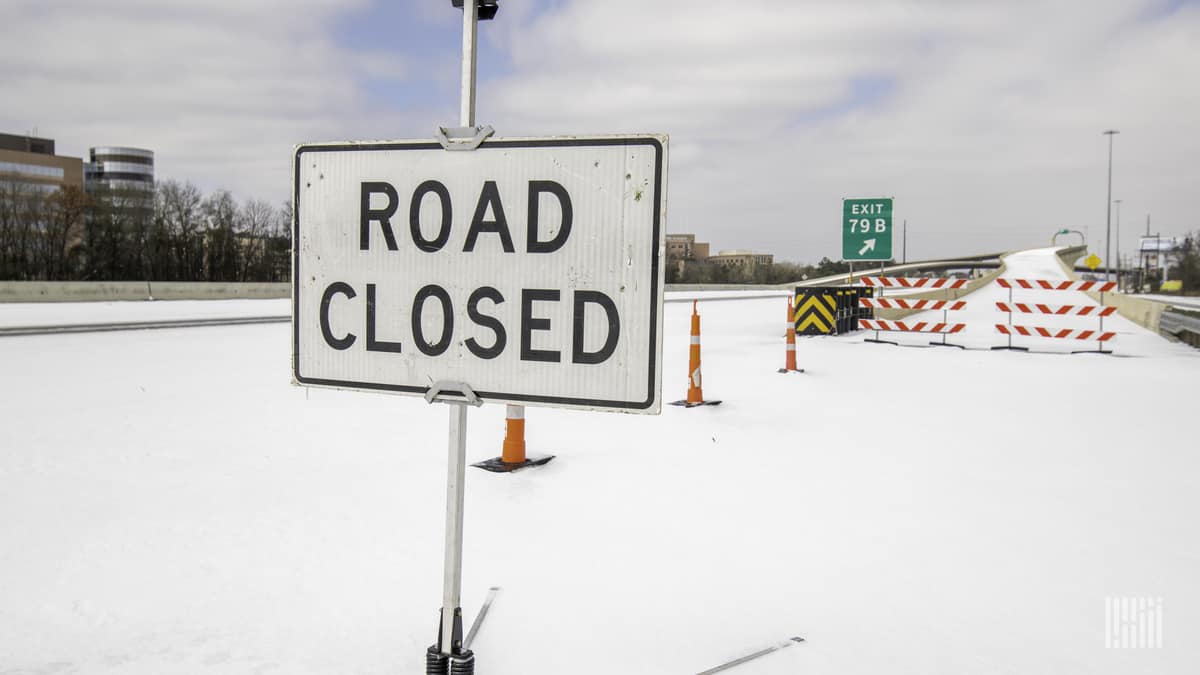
[293,136,667,413]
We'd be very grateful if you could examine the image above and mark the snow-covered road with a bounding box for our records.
[2,248,1197,674]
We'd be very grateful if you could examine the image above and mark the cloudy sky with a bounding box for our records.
[4,0,1198,263]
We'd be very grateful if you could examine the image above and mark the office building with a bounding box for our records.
[85,146,154,192]
[0,132,84,194]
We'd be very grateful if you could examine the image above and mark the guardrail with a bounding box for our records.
[0,281,290,303]
[0,315,289,338]
[1159,311,1200,348]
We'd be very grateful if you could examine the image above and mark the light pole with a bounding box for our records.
[1114,198,1122,289]
[1103,130,1119,283]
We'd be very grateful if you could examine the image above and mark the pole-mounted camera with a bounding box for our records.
[451,0,498,20]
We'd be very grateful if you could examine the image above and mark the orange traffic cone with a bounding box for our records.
[671,300,721,407]
[501,404,526,464]
[471,404,554,473]
[779,297,804,373]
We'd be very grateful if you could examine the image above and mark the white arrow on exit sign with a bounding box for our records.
[858,239,876,256]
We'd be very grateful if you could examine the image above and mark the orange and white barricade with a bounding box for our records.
[995,325,1116,342]
[858,319,967,347]
[859,276,968,290]
[858,290,969,348]
[993,278,1117,353]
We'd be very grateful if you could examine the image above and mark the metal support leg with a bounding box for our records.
[440,402,468,655]
[428,400,473,673]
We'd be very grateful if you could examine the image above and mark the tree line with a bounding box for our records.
[666,256,895,285]
[1166,233,1200,292]
[0,180,291,282]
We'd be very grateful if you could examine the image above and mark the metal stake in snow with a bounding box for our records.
[425,3,497,674]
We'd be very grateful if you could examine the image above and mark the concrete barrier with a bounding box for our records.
[0,281,291,303]
[1051,247,1164,333]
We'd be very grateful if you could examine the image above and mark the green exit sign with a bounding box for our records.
[842,197,893,261]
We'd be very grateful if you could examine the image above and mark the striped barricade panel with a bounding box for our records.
[859,319,966,334]
[995,324,1116,342]
[860,298,967,311]
[995,302,1116,316]
[858,276,968,289]
[996,278,1116,292]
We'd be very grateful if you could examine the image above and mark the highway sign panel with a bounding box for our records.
[293,136,667,413]
[842,197,893,261]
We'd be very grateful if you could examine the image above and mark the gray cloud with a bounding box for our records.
[482,0,1200,261]
[4,0,1196,264]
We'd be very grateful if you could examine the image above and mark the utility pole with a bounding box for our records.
[1103,130,1119,283]
[902,219,907,264]
[1142,214,1150,293]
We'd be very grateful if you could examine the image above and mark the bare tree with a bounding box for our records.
[236,198,275,281]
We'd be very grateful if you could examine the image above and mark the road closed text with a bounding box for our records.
[317,179,619,364]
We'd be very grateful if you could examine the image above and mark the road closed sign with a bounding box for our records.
[293,136,667,413]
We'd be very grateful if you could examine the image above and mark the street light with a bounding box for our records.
[1103,129,1119,283]
[1051,228,1086,246]
[1113,199,1122,289]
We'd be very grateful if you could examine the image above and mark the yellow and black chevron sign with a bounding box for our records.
[793,290,837,335]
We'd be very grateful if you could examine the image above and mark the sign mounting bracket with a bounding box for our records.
[435,125,495,151]
[424,381,484,406]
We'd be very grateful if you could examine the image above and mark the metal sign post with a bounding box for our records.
[430,3,488,673]
[426,383,481,673]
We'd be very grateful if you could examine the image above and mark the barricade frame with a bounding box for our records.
[992,278,1117,354]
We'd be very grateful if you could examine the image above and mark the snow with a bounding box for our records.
[2,247,1198,674]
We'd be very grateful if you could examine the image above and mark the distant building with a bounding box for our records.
[708,249,774,269]
[1138,236,1183,279]
[665,233,710,262]
[0,132,83,194]
[85,146,154,193]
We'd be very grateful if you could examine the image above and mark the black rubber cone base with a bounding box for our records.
[777,367,806,373]
[669,399,723,407]
[471,455,555,473]
[991,345,1030,351]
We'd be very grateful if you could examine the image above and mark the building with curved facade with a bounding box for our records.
[84,146,154,192]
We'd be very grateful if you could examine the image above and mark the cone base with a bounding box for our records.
[777,367,806,373]
[471,455,555,473]
[668,399,723,408]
